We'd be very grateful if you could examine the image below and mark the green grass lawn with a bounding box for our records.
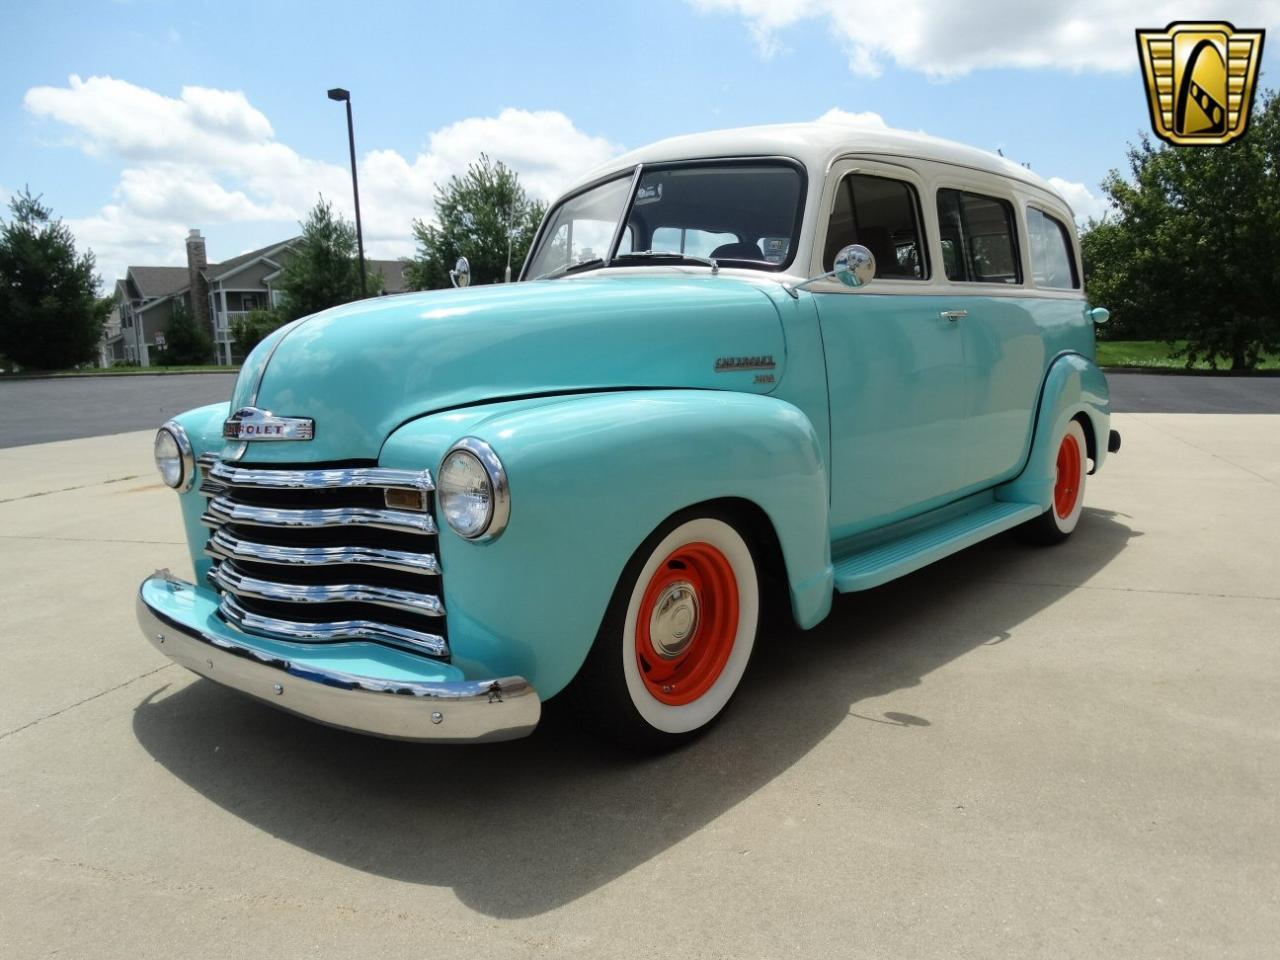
[1096,340,1280,371]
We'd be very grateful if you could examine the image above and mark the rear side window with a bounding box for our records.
[824,174,928,280]
[936,188,1021,284]
[1026,207,1080,289]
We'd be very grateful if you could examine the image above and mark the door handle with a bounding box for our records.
[940,309,968,321]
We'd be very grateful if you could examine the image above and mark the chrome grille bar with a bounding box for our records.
[202,495,436,534]
[200,455,447,661]
[205,528,440,575]
[209,561,445,617]
[209,460,433,493]
[219,594,448,657]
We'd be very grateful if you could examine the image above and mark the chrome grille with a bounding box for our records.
[198,454,447,659]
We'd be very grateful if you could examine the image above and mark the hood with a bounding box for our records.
[226,276,787,461]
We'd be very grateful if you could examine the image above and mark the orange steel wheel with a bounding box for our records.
[634,541,739,706]
[1054,433,1083,519]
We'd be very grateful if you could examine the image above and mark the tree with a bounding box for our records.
[276,196,382,321]
[229,307,288,355]
[158,302,213,365]
[234,196,383,352]
[1080,90,1280,369]
[0,188,110,370]
[406,154,546,290]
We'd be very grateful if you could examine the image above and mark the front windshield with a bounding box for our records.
[524,160,805,279]
[524,174,634,280]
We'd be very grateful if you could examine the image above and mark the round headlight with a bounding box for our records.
[438,438,509,541]
[154,421,194,491]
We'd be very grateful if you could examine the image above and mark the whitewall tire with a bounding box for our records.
[568,511,761,749]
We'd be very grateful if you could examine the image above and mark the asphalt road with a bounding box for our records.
[0,373,237,448]
[1106,370,1280,414]
[1,370,1278,449]
[2,412,1277,958]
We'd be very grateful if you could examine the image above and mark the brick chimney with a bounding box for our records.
[185,229,212,338]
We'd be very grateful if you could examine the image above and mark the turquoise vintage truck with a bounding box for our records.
[140,122,1118,748]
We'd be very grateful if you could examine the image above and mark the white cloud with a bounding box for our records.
[691,0,1280,77]
[1047,177,1109,224]
[814,108,888,128]
[24,76,619,284]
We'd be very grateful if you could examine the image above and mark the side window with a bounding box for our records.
[824,174,928,280]
[1026,207,1079,289]
[936,188,1021,284]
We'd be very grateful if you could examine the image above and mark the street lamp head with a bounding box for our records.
[327,88,350,102]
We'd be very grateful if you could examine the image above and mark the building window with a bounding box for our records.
[937,188,1022,284]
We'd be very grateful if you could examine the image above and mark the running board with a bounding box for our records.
[833,500,1042,592]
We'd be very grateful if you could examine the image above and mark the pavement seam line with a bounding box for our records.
[0,663,175,743]
[0,474,142,504]
[1126,414,1280,489]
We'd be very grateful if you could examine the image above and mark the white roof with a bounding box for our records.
[565,121,1067,207]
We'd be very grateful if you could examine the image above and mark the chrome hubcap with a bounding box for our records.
[648,581,700,658]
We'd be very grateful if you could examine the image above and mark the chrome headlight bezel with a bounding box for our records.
[438,437,510,542]
[154,420,195,492]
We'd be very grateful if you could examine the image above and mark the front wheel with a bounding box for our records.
[1020,419,1088,545]
[567,512,760,750]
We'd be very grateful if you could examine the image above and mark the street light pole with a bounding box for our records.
[326,87,367,297]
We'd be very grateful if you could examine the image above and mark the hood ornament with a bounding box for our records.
[222,407,315,442]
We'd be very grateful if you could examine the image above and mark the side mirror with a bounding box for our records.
[1088,306,1110,325]
[784,244,876,298]
[832,244,876,288]
[449,257,471,289]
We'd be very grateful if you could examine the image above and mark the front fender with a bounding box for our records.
[380,390,833,699]
[997,353,1110,509]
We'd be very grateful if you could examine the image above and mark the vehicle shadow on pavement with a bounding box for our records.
[132,507,1136,919]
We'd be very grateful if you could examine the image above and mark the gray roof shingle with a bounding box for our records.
[207,238,299,280]
[127,266,189,300]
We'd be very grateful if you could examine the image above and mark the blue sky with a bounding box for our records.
[3,0,1278,285]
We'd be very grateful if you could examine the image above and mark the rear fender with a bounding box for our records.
[997,353,1110,509]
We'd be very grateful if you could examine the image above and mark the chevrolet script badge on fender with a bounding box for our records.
[222,407,315,442]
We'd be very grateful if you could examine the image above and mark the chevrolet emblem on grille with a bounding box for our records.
[222,407,315,441]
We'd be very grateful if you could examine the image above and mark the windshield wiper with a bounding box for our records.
[612,250,719,274]
[531,257,604,281]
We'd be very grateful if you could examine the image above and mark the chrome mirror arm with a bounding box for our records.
[783,244,876,299]
[783,271,835,299]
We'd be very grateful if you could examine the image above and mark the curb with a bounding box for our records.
[1,369,240,382]
[1101,366,1280,378]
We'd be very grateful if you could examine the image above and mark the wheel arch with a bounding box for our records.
[381,389,834,700]
[997,352,1111,509]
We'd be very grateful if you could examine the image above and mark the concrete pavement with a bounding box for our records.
[1,414,1278,959]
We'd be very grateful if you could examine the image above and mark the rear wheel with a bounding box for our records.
[568,512,760,750]
[1021,419,1088,544]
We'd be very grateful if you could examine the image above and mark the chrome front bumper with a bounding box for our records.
[137,574,540,743]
